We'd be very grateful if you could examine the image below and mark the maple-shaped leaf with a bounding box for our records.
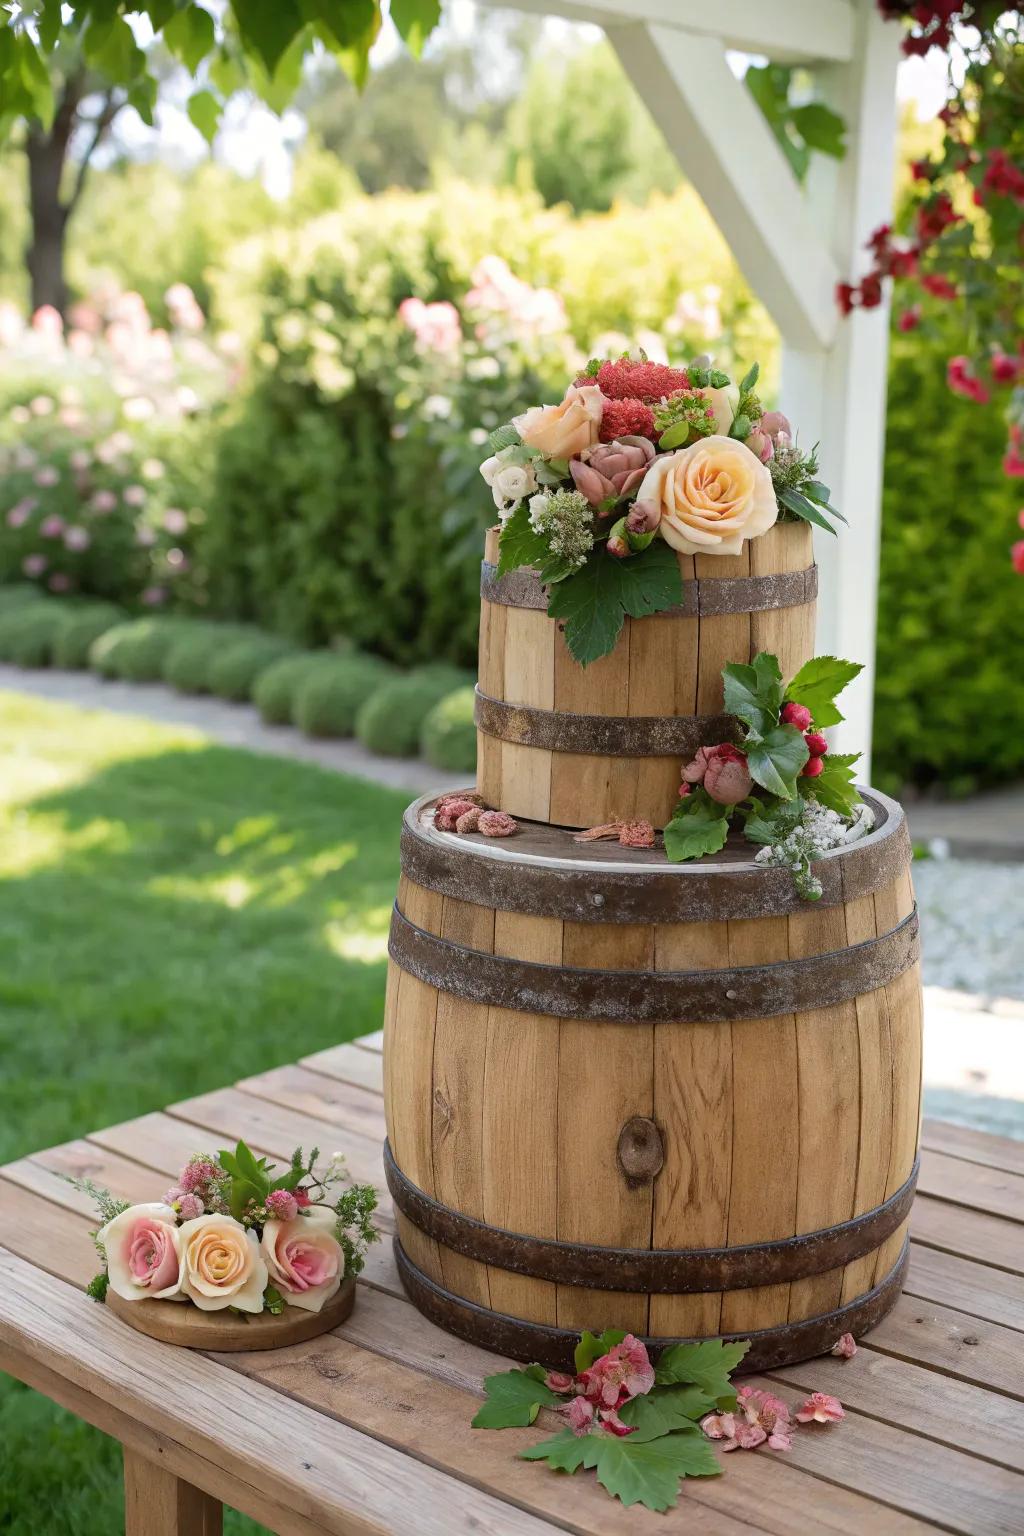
[654,1339,750,1407]
[618,1385,716,1441]
[546,541,682,666]
[472,1366,560,1429]
[497,502,548,577]
[587,1427,720,1510]
[785,656,863,728]
[519,1428,590,1474]
[663,794,730,863]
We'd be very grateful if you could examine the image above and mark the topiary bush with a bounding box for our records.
[51,602,124,669]
[355,666,473,758]
[161,623,253,695]
[873,328,1024,796]
[0,599,50,660]
[208,635,298,703]
[294,654,395,739]
[252,652,334,726]
[0,583,47,614]
[420,686,477,774]
[2,603,69,667]
[89,618,185,682]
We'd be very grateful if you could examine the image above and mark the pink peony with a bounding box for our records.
[744,429,774,463]
[794,1392,844,1424]
[265,1189,299,1222]
[577,1335,654,1409]
[625,499,661,535]
[682,743,752,805]
[832,1333,858,1359]
[569,437,655,509]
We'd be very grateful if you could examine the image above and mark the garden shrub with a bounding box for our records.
[161,622,256,695]
[355,666,473,758]
[208,635,299,702]
[51,602,124,668]
[294,654,394,739]
[1,602,68,666]
[0,583,45,613]
[89,618,186,682]
[873,330,1024,796]
[420,686,477,774]
[252,652,334,726]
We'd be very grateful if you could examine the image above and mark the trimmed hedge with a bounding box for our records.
[252,653,333,726]
[0,584,47,614]
[420,686,476,773]
[89,619,186,682]
[208,635,298,702]
[52,603,124,669]
[0,602,66,666]
[355,667,473,758]
[160,623,258,695]
[294,654,394,739]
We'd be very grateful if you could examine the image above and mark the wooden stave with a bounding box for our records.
[382,835,922,1349]
[476,521,817,829]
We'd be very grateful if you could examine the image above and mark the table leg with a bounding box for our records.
[123,1447,223,1536]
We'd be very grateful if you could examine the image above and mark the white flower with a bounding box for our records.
[528,492,551,530]
[491,461,536,509]
[479,454,501,487]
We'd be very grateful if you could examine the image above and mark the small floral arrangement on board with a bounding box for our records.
[473,1328,850,1513]
[75,1141,377,1318]
[664,651,870,899]
[480,349,845,665]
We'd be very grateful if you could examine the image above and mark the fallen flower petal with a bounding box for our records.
[545,1371,577,1395]
[565,1396,595,1436]
[795,1392,845,1424]
[573,822,623,842]
[598,1406,638,1437]
[701,1413,735,1441]
[831,1333,857,1359]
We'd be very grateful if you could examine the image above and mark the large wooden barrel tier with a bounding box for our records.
[383,789,923,1373]
[476,521,817,830]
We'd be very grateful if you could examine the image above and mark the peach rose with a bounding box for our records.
[513,384,603,460]
[261,1206,344,1314]
[97,1202,182,1302]
[177,1213,267,1313]
[636,435,777,556]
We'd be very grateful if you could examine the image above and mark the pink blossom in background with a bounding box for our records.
[166,548,188,571]
[122,396,156,422]
[90,490,118,514]
[666,285,723,341]
[162,508,188,535]
[166,283,205,331]
[141,585,168,606]
[63,526,90,551]
[69,449,92,472]
[68,300,102,335]
[67,330,95,358]
[794,1392,844,1424]
[29,395,54,417]
[48,573,72,592]
[6,498,37,528]
[135,526,157,547]
[33,466,60,488]
[40,515,65,539]
[142,458,166,480]
[22,555,46,577]
[398,296,462,356]
[9,405,30,426]
[0,301,23,347]
[465,255,568,337]
[123,485,147,507]
[31,305,63,341]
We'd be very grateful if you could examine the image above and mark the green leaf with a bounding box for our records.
[777,485,838,534]
[144,0,178,29]
[729,412,751,441]
[709,369,731,388]
[519,1428,589,1473]
[786,656,863,729]
[488,422,521,453]
[187,89,221,143]
[38,0,63,53]
[209,49,246,97]
[657,420,690,450]
[722,652,782,735]
[300,0,376,50]
[391,0,441,57]
[497,502,548,577]
[472,1368,560,1430]
[86,1270,110,1303]
[746,724,809,800]
[128,75,158,127]
[739,362,759,393]
[229,0,305,76]
[742,794,804,846]
[546,542,683,667]
[617,1385,715,1441]
[654,1338,750,1406]
[164,5,216,73]
[791,101,847,159]
[587,1428,720,1510]
[18,37,54,128]
[574,1329,627,1373]
[84,14,144,83]
[663,796,730,863]
[804,754,862,817]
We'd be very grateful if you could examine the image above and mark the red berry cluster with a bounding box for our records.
[577,358,690,403]
[598,396,657,442]
[781,702,829,779]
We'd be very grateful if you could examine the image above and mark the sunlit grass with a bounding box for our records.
[0,688,411,1536]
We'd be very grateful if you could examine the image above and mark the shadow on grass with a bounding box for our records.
[0,740,411,1165]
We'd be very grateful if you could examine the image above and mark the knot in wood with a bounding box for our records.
[616,1117,664,1187]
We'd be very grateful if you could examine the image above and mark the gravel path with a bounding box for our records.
[915,857,1024,1001]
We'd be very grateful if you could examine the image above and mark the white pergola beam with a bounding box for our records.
[608,23,840,352]
[484,0,856,63]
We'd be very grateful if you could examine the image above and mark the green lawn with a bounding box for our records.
[0,690,411,1536]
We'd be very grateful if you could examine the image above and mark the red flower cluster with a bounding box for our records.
[598,395,656,442]
[577,358,690,402]
[545,1334,656,1439]
[980,148,1024,207]
[947,355,990,405]
[878,0,961,57]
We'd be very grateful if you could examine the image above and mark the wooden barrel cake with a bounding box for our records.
[383,788,922,1372]
[476,521,817,829]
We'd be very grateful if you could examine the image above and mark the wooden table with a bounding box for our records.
[1,1029,1022,1535]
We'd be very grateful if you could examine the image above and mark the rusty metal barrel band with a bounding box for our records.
[474,688,737,757]
[480,561,818,617]
[393,1237,910,1375]
[385,1140,918,1292]
[388,903,920,1024]
[398,791,910,923]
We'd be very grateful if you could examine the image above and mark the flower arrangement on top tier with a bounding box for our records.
[665,651,870,899]
[481,350,845,666]
[75,1141,377,1319]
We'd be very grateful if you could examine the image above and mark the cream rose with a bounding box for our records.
[261,1206,344,1314]
[513,384,603,460]
[97,1203,182,1302]
[637,435,778,556]
[177,1213,268,1313]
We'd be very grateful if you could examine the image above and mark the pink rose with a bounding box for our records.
[261,1208,344,1314]
[96,1202,182,1301]
[569,436,655,508]
[682,743,752,805]
[513,384,603,460]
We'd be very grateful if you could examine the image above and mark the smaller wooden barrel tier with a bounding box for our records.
[476,521,817,830]
[383,788,923,1373]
